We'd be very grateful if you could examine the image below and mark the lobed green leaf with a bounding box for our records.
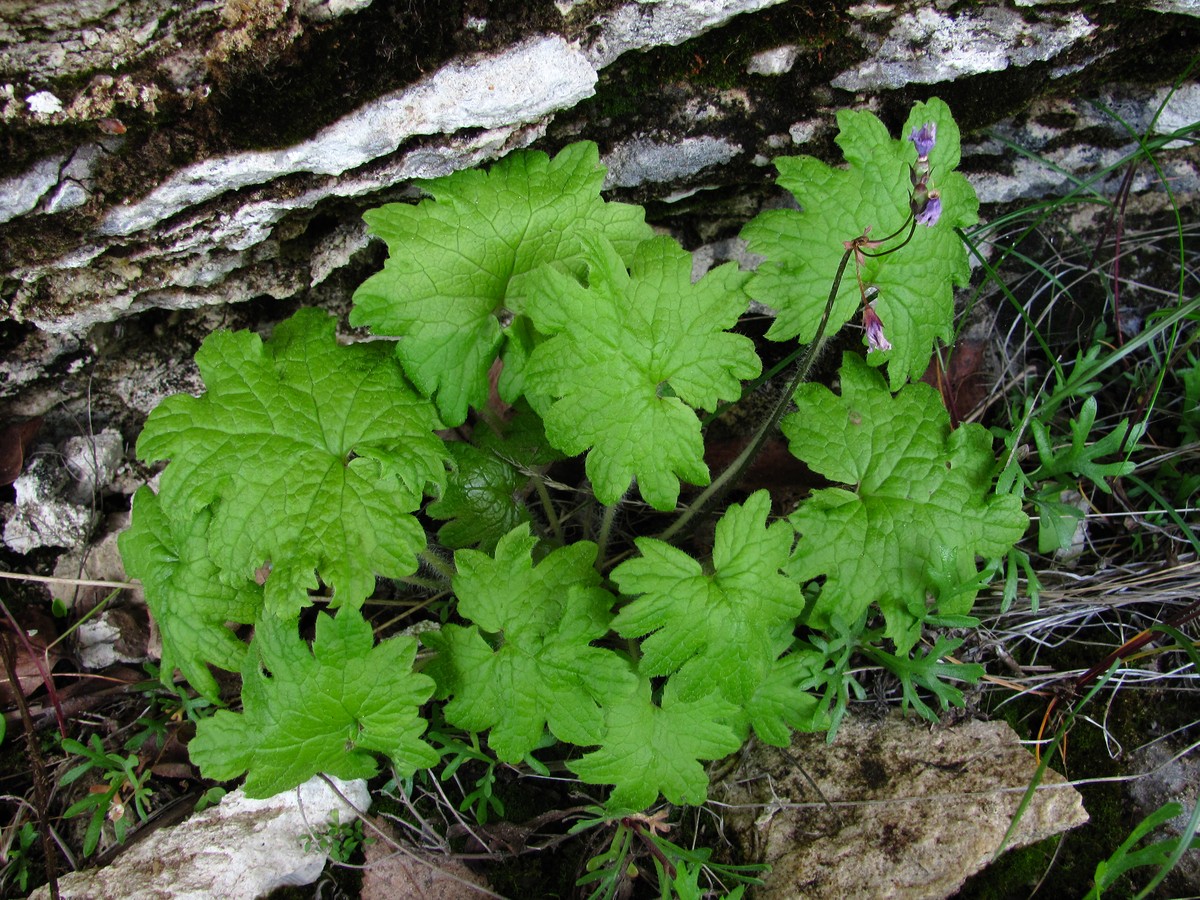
[523,234,759,510]
[783,354,1028,652]
[568,676,743,813]
[426,525,636,761]
[119,487,261,700]
[742,98,977,389]
[134,309,447,614]
[350,141,653,426]
[189,606,438,798]
[612,490,805,703]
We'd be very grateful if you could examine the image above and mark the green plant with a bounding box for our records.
[1085,801,1200,899]
[572,809,765,900]
[59,734,153,856]
[949,74,1200,899]
[118,102,1029,836]
[429,729,509,824]
[303,811,373,865]
[0,820,38,894]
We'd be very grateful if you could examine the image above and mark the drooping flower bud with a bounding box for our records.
[863,303,891,352]
[915,191,942,227]
[909,122,936,161]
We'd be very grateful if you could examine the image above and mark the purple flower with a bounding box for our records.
[863,304,891,352]
[910,122,936,160]
[915,192,942,227]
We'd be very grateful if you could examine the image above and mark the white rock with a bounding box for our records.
[52,511,136,610]
[17,125,546,335]
[1151,81,1200,147]
[75,609,149,668]
[30,777,371,900]
[586,0,791,68]
[788,118,821,145]
[0,154,67,224]
[309,220,371,287]
[100,36,597,237]
[62,428,124,504]
[833,7,1095,91]
[45,141,111,214]
[296,0,375,20]
[2,456,97,553]
[26,89,63,114]
[603,135,740,188]
[1146,0,1200,13]
[747,44,799,76]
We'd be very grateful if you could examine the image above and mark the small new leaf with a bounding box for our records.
[426,402,562,552]
[351,142,653,425]
[568,677,743,813]
[134,309,447,613]
[119,487,260,700]
[1029,396,1135,493]
[189,606,437,798]
[783,354,1028,652]
[426,525,635,761]
[426,442,530,552]
[524,234,760,510]
[611,490,805,702]
[742,98,977,389]
[864,636,983,723]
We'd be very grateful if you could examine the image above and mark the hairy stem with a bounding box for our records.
[418,548,455,583]
[657,246,854,544]
[595,500,619,573]
[531,473,565,546]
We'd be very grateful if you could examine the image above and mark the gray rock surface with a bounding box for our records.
[96,35,597,239]
[2,455,97,553]
[832,6,1096,91]
[3,0,1197,353]
[29,776,371,900]
[718,715,1089,899]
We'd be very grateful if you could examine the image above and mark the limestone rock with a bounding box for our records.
[833,6,1096,91]
[61,427,124,504]
[74,606,151,669]
[2,455,97,553]
[1,1,1199,420]
[30,776,371,900]
[717,715,1089,899]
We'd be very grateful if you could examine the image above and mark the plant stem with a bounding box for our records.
[418,549,455,583]
[0,597,66,736]
[595,501,619,572]
[0,638,59,900]
[531,473,565,546]
[658,245,854,543]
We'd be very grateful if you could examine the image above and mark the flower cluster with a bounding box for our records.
[852,120,944,355]
[908,122,941,227]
